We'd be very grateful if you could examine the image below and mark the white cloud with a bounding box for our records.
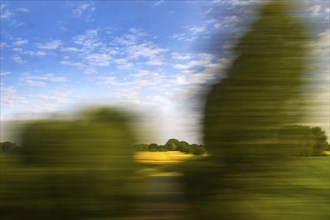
[212,0,263,6]
[60,47,80,52]
[173,66,219,86]
[188,26,206,34]
[134,70,160,78]
[113,59,133,69]
[127,42,168,59]
[97,75,117,85]
[72,2,95,21]
[14,38,28,46]
[23,50,48,57]
[113,34,137,46]
[309,29,330,56]
[37,40,62,50]
[30,92,71,105]
[172,33,190,41]
[0,42,8,48]
[61,60,96,74]
[129,28,147,37]
[16,8,30,13]
[308,4,322,16]
[12,55,25,64]
[154,0,165,6]
[173,53,214,70]
[73,29,102,48]
[0,86,26,108]
[171,52,191,60]
[0,3,26,27]
[0,4,14,20]
[0,71,10,76]
[20,73,67,87]
[85,53,111,66]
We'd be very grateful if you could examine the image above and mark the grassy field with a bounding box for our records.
[134,151,193,165]
[189,156,330,220]
[136,152,329,220]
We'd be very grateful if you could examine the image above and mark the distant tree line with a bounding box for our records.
[134,138,207,155]
[0,141,21,154]
[277,125,329,156]
[2,125,328,157]
[134,125,329,157]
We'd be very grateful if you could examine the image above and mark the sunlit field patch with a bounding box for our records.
[134,151,193,165]
[323,151,330,155]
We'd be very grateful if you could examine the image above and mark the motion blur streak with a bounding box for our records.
[180,1,329,220]
[1,1,329,220]
[1,107,140,219]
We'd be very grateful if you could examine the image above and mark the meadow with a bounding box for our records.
[133,151,329,220]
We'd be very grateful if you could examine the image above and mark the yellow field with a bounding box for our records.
[134,151,193,165]
[324,151,330,155]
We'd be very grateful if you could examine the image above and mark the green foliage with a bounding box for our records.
[204,1,309,170]
[0,141,20,154]
[1,107,139,219]
[311,126,329,155]
[277,125,329,156]
[134,138,207,155]
[165,138,180,151]
[135,143,149,151]
[148,143,159,152]
[180,1,317,220]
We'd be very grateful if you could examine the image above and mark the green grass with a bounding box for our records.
[178,156,329,220]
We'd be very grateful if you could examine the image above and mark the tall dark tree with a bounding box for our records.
[182,1,311,220]
[204,1,309,172]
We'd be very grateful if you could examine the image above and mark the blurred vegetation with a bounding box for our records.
[0,141,21,154]
[277,125,329,156]
[179,1,329,220]
[134,138,207,155]
[0,107,140,220]
[1,1,329,220]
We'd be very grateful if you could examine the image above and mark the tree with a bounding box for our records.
[311,126,329,155]
[165,138,180,151]
[277,125,315,156]
[1,107,139,219]
[191,144,206,155]
[134,144,149,151]
[148,143,159,152]
[0,141,20,153]
[277,125,329,156]
[182,1,310,219]
[204,1,309,172]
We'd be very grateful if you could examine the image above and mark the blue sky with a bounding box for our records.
[1,0,329,143]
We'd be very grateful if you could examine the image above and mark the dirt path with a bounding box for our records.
[124,173,193,220]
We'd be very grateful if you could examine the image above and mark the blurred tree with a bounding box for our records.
[277,125,315,157]
[191,144,207,155]
[165,138,180,151]
[148,143,159,152]
[182,1,310,220]
[158,145,167,152]
[0,141,20,154]
[1,107,139,220]
[204,1,309,172]
[177,141,191,153]
[311,126,329,155]
[135,143,149,151]
[277,125,329,156]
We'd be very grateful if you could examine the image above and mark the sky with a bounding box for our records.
[1,0,329,144]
